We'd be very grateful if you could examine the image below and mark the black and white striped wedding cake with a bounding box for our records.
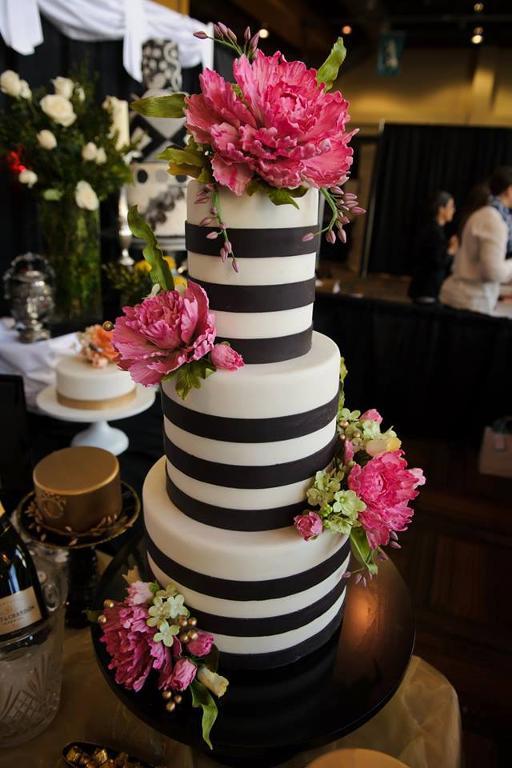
[143,181,349,669]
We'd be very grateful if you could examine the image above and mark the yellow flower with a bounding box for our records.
[135,260,151,273]
[164,256,176,270]
[366,436,401,457]
[174,275,187,290]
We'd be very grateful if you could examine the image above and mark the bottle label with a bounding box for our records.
[0,587,43,637]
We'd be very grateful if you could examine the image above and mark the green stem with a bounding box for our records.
[320,187,339,235]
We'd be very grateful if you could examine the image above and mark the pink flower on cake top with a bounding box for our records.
[185,52,354,195]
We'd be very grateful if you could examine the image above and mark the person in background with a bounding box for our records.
[409,191,457,303]
[489,167,512,257]
[440,167,512,315]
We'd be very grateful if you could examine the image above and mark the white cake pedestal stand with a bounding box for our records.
[36,385,156,455]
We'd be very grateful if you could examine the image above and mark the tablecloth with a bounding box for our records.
[0,630,462,768]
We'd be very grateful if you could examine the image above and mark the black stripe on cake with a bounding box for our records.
[164,434,337,488]
[220,609,344,670]
[192,278,316,313]
[146,534,351,600]
[186,222,319,258]
[215,326,312,364]
[161,389,338,443]
[189,580,346,637]
[166,472,303,530]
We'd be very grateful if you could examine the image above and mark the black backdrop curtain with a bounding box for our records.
[0,16,203,315]
[368,123,512,276]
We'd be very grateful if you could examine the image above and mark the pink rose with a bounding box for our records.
[126,581,153,606]
[211,343,244,371]
[187,630,214,657]
[185,52,354,195]
[344,440,354,463]
[169,657,197,691]
[348,450,425,548]
[360,409,383,424]
[293,511,323,541]
[112,281,216,386]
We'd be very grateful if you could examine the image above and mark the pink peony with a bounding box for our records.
[187,630,214,657]
[344,439,355,463]
[360,409,383,424]
[348,450,425,549]
[294,511,323,541]
[169,657,197,691]
[126,580,153,606]
[112,281,216,386]
[100,603,160,692]
[186,52,354,195]
[211,343,244,371]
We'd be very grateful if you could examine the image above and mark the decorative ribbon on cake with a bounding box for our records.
[56,389,136,410]
[161,390,339,443]
[164,433,337,489]
[219,611,344,670]
[192,278,316,313]
[213,326,312,364]
[146,534,350,600]
[166,471,306,531]
[186,222,320,258]
[182,580,346,637]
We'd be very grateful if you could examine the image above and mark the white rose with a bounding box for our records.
[196,666,229,698]
[95,147,107,165]
[0,70,21,97]
[40,94,76,127]
[19,80,31,99]
[75,180,99,211]
[82,142,98,161]
[52,76,74,99]
[19,169,38,188]
[37,130,57,150]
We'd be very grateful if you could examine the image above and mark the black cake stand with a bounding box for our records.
[91,535,414,767]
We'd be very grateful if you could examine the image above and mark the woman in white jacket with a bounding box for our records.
[440,168,512,315]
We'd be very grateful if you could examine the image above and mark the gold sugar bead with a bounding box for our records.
[340,420,349,428]
[98,614,108,625]
[179,632,190,643]
[166,701,176,712]
[162,690,173,701]
[178,616,188,627]
[187,617,197,627]
[188,630,198,641]
[174,694,183,704]
[103,599,115,609]
[353,430,361,438]
[102,320,114,331]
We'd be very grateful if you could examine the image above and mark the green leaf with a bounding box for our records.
[131,93,186,118]
[317,37,347,91]
[157,147,203,167]
[42,188,63,201]
[267,187,300,209]
[287,186,309,198]
[350,527,378,575]
[169,359,216,400]
[127,206,174,291]
[191,680,218,750]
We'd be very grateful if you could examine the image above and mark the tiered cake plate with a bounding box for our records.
[91,535,414,767]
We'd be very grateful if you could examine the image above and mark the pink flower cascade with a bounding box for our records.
[100,602,215,694]
[186,51,355,195]
[348,450,425,549]
[112,281,243,386]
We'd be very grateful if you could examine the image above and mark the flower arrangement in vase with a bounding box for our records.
[0,70,133,322]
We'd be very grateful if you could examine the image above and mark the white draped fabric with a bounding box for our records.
[0,0,213,81]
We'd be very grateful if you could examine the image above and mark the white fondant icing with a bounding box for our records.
[164,418,336,467]
[209,593,345,655]
[56,356,134,401]
[188,180,319,229]
[144,458,347,580]
[213,305,313,339]
[148,554,350,619]
[167,461,313,512]
[188,252,316,287]
[162,331,340,419]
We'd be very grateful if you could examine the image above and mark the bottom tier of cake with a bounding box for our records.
[143,458,350,669]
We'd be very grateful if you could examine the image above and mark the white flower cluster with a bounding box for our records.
[0,70,31,99]
[81,142,107,164]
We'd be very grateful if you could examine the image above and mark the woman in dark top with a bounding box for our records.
[409,190,457,303]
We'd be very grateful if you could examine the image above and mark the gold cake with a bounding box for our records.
[33,446,122,533]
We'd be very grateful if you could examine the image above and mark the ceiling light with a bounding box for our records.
[258,27,269,39]
[471,32,483,44]
[474,2,484,11]
[342,25,353,35]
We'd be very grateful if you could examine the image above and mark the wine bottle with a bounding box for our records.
[0,501,48,643]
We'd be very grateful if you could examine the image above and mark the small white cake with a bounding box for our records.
[56,356,135,409]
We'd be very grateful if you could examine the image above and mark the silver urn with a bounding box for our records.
[3,253,55,342]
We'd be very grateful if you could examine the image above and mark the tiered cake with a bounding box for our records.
[143,182,349,669]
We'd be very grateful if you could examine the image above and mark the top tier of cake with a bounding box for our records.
[186,181,320,364]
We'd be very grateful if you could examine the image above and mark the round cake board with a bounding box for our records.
[36,385,155,455]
